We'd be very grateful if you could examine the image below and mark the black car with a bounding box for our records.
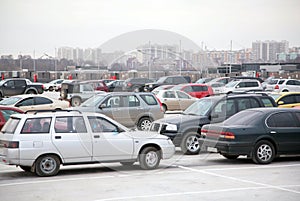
[123,78,154,92]
[200,108,300,164]
[150,93,277,154]
[144,75,190,92]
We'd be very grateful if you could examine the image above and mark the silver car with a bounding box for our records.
[0,110,175,176]
[75,92,164,130]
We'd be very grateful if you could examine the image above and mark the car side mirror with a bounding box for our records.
[3,83,8,87]
[99,104,106,109]
[277,101,284,105]
[209,114,219,120]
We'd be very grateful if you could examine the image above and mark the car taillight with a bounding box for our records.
[274,85,279,89]
[156,96,163,112]
[42,85,45,90]
[4,141,19,148]
[127,82,132,87]
[201,129,235,139]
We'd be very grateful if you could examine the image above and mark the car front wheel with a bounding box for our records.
[252,140,275,164]
[181,132,201,155]
[35,155,60,176]
[139,147,161,170]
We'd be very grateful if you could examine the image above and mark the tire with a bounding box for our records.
[252,140,275,164]
[71,97,82,107]
[35,155,60,177]
[120,162,135,166]
[139,147,161,170]
[49,86,54,91]
[181,132,201,155]
[222,154,239,160]
[282,89,289,92]
[20,165,32,172]
[138,117,152,131]
[26,90,37,94]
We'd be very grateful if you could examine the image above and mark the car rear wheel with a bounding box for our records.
[71,97,82,107]
[138,117,152,130]
[181,132,201,155]
[139,147,161,170]
[35,155,60,177]
[252,140,275,164]
[49,86,54,91]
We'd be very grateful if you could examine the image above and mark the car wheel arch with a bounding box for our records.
[251,137,278,157]
[34,153,63,167]
[138,144,162,159]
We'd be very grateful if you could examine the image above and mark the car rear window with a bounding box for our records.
[140,95,158,105]
[1,118,20,134]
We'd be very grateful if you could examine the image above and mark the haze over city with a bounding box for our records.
[0,0,299,58]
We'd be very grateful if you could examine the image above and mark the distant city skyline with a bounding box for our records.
[1,0,299,59]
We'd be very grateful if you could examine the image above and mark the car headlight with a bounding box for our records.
[165,124,177,132]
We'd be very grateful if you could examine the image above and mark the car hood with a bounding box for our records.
[125,130,168,139]
[155,114,208,125]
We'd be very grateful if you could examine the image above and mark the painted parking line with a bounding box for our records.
[94,185,300,201]
[177,165,300,194]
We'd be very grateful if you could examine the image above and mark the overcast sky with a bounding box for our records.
[0,0,299,58]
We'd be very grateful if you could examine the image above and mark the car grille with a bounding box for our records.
[150,123,167,134]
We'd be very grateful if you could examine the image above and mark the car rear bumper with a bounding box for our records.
[199,139,252,156]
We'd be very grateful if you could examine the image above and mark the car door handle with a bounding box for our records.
[270,131,277,134]
[94,135,100,138]
[55,136,62,139]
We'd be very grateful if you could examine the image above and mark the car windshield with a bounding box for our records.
[225,81,238,87]
[224,110,262,126]
[183,99,213,116]
[0,80,5,85]
[81,95,106,107]
[0,97,22,105]
[156,77,166,83]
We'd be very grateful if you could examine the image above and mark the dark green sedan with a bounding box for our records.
[200,108,300,164]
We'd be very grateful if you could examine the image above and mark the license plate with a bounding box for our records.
[207,147,217,152]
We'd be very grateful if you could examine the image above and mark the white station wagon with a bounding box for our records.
[0,110,175,176]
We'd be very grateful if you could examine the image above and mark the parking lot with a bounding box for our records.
[1,151,300,201]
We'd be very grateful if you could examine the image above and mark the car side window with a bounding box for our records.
[88,116,119,133]
[34,97,53,105]
[21,117,52,134]
[6,80,14,87]
[125,95,140,107]
[280,95,295,104]
[163,91,176,98]
[54,116,87,133]
[140,95,158,105]
[16,98,34,106]
[177,91,190,99]
[105,96,121,108]
[266,112,298,127]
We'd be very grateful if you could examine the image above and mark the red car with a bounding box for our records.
[0,106,24,130]
[82,80,109,92]
[172,83,214,98]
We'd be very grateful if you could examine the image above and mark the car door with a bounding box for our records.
[162,91,179,110]
[52,116,93,163]
[2,80,18,96]
[277,94,297,108]
[176,91,195,110]
[265,111,300,154]
[122,95,144,127]
[87,116,134,161]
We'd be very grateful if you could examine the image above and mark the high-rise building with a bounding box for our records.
[252,40,289,62]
